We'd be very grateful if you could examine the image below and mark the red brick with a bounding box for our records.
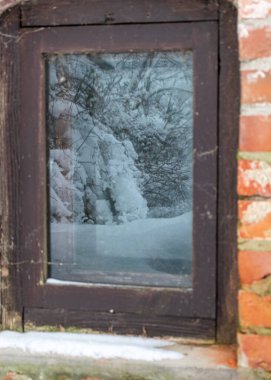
[239,291,271,328]
[239,0,271,19]
[242,70,271,104]
[238,160,271,196]
[239,251,271,284]
[240,115,271,152]
[238,334,271,371]
[239,200,251,216]
[240,26,271,60]
[201,345,237,369]
[238,200,271,239]
[3,373,16,380]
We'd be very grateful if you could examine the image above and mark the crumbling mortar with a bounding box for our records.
[238,238,271,251]
[239,325,271,336]
[239,17,271,29]
[239,152,271,164]
[238,0,271,20]
[244,275,271,296]
[241,103,271,115]
[238,195,271,202]
[241,57,271,71]
[252,370,271,380]
[240,200,271,224]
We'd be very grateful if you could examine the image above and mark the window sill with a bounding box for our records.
[0,331,239,379]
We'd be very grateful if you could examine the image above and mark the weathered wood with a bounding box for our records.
[22,282,195,318]
[24,308,216,339]
[0,6,22,330]
[0,0,239,341]
[19,23,218,334]
[21,0,219,27]
[216,0,239,344]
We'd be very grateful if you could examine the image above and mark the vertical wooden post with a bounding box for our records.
[0,6,22,330]
[216,0,239,343]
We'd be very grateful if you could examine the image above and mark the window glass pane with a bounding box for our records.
[47,51,193,288]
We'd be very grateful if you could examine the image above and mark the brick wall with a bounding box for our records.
[238,0,271,371]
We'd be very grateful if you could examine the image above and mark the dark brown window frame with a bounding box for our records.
[20,21,217,338]
[0,0,239,343]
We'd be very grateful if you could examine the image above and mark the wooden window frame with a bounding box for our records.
[20,22,217,338]
[0,0,239,343]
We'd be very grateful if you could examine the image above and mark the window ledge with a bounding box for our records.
[0,331,241,379]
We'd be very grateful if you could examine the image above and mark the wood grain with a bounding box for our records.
[19,23,218,329]
[216,0,239,344]
[0,6,22,330]
[21,0,219,27]
[24,307,216,339]
[0,0,238,342]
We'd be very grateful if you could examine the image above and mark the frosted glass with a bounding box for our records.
[47,51,193,288]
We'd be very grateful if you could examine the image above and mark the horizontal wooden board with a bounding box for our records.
[21,0,219,27]
[24,308,216,339]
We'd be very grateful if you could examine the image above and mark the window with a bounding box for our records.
[1,0,239,342]
[47,50,194,288]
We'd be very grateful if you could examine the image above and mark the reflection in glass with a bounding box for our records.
[47,51,193,288]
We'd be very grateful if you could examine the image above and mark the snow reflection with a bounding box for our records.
[47,51,193,287]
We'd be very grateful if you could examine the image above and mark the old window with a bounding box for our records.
[1,0,239,342]
[47,50,194,288]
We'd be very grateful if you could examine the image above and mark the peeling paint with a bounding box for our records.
[241,103,271,115]
[242,161,271,188]
[242,202,271,224]
[247,70,266,82]
[242,57,271,72]
[241,0,271,19]
[238,344,249,369]
[240,17,271,28]
[239,23,250,38]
